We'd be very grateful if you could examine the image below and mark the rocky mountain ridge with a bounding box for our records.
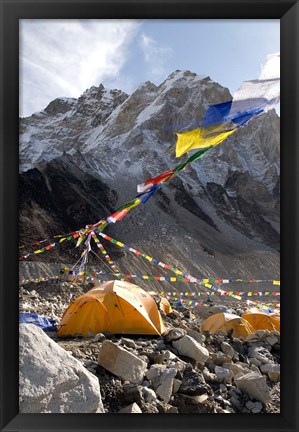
[19,70,280,283]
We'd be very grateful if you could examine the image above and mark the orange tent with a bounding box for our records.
[57,280,166,337]
[159,297,173,315]
[148,291,173,315]
[201,312,255,338]
[242,312,280,332]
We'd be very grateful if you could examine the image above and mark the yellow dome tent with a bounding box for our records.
[57,280,166,337]
[148,291,173,315]
[242,312,280,333]
[201,312,255,338]
[159,296,173,315]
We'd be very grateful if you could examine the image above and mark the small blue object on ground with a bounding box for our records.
[19,312,57,332]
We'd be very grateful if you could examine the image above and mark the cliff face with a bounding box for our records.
[19,70,280,282]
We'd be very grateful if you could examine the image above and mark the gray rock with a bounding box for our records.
[214,366,234,383]
[164,328,187,342]
[247,346,274,364]
[118,403,142,413]
[19,324,104,413]
[146,364,177,403]
[221,342,235,358]
[123,383,143,404]
[235,372,271,404]
[252,407,262,413]
[211,352,232,366]
[172,335,209,365]
[265,335,279,346]
[178,369,209,396]
[98,340,147,384]
[260,364,280,382]
[121,338,137,349]
[180,325,206,344]
[249,357,262,367]
[245,400,256,410]
[94,332,106,342]
[172,378,182,394]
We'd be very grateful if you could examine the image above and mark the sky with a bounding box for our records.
[19,19,280,118]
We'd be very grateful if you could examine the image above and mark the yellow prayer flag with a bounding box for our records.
[273,280,280,285]
[176,124,237,158]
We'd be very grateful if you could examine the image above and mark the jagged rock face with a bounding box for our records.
[19,154,118,262]
[19,86,129,171]
[19,69,280,276]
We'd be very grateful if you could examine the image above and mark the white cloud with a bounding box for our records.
[19,19,140,117]
[139,32,173,81]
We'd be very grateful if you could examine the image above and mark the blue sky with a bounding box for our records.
[19,19,279,117]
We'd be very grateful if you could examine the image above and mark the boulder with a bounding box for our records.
[172,335,209,365]
[19,324,104,413]
[98,340,147,384]
[235,372,271,404]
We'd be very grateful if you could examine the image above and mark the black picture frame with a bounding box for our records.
[1,1,298,431]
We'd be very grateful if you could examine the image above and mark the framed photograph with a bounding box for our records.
[1,1,298,431]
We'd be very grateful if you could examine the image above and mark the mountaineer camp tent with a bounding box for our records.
[242,311,280,333]
[201,312,255,338]
[57,280,166,336]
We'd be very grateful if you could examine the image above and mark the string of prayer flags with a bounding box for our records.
[175,52,280,157]
[97,230,279,309]
[201,101,264,129]
[228,52,280,117]
[176,123,237,158]
[137,169,175,193]
[19,233,77,260]
[91,231,123,278]
[259,52,280,80]
[137,145,213,193]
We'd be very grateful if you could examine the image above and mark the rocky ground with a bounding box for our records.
[19,278,280,414]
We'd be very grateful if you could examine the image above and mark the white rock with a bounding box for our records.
[235,372,271,404]
[172,335,209,365]
[146,364,166,382]
[156,369,177,403]
[98,340,147,384]
[118,403,142,413]
[19,324,104,413]
[146,364,177,403]
[141,387,157,403]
